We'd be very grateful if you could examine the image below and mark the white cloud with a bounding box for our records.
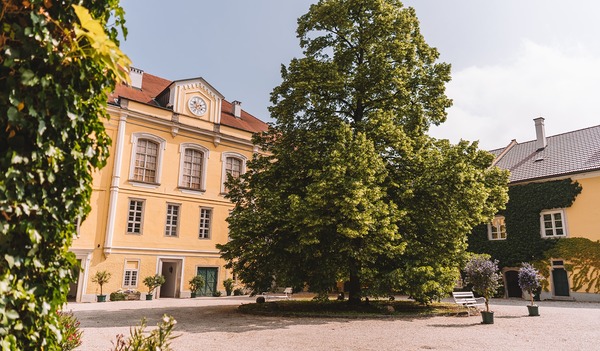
[430,40,600,150]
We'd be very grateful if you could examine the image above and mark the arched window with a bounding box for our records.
[179,143,209,192]
[129,133,166,186]
[221,152,246,193]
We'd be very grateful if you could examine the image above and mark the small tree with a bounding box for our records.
[189,275,205,296]
[223,278,235,296]
[143,275,166,295]
[518,263,543,306]
[464,256,502,312]
[92,270,111,296]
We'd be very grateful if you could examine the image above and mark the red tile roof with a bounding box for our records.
[109,71,268,134]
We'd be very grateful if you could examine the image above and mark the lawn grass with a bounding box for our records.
[238,299,464,318]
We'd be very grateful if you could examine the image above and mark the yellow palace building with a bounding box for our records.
[69,68,267,302]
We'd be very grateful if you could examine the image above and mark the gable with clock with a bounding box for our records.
[188,96,207,116]
[156,77,224,124]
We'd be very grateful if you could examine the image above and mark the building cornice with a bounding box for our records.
[107,102,261,151]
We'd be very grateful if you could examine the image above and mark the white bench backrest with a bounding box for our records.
[452,291,475,299]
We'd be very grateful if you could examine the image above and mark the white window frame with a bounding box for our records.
[127,198,145,235]
[178,143,209,193]
[122,259,140,288]
[220,152,247,194]
[128,133,166,187]
[165,203,181,237]
[487,215,507,240]
[540,209,568,238]
[199,207,213,239]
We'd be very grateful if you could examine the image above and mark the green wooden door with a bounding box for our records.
[552,268,570,297]
[196,267,218,296]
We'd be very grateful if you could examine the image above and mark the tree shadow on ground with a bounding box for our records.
[74,304,445,335]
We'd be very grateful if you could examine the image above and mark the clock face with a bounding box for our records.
[188,96,207,116]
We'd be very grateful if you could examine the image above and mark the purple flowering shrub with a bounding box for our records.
[518,263,543,305]
[464,256,502,312]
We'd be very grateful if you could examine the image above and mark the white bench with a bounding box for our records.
[452,291,485,315]
[262,287,293,301]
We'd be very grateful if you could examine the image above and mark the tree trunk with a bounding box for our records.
[347,261,361,305]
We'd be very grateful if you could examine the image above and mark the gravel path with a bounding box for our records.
[68,296,600,350]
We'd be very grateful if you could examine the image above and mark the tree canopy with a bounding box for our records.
[218,0,508,304]
[1,1,128,348]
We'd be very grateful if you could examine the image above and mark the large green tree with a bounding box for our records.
[1,1,128,348]
[219,0,508,304]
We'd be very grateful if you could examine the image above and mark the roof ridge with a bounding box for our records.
[518,123,600,145]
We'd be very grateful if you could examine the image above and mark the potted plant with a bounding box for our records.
[518,262,543,316]
[91,270,111,302]
[223,278,234,296]
[464,256,502,324]
[143,274,166,300]
[189,275,205,298]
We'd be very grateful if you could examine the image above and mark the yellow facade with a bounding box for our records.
[69,71,265,302]
[566,172,600,241]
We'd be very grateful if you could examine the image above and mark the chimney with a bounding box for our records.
[129,67,144,90]
[534,117,547,150]
[232,100,242,118]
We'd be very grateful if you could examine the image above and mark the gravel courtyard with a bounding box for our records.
[69,296,600,351]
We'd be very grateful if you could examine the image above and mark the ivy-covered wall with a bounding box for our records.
[469,179,582,267]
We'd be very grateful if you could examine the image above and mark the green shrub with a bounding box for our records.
[233,288,244,296]
[110,291,127,301]
[0,1,128,348]
[212,290,222,297]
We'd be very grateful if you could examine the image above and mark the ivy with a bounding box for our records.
[542,238,600,293]
[469,179,582,267]
[1,1,128,349]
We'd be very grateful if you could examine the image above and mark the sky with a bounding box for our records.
[119,0,600,150]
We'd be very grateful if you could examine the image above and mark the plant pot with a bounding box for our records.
[146,294,153,300]
[527,305,539,316]
[481,311,494,324]
[190,292,197,298]
[97,295,107,302]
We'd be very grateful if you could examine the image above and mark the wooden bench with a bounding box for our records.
[262,287,293,301]
[452,291,485,315]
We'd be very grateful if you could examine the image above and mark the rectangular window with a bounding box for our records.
[165,204,180,237]
[127,199,144,234]
[123,260,139,288]
[540,209,567,238]
[199,208,212,239]
[182,149,203,189]
[134,139,159,183]
[488,215,507,240]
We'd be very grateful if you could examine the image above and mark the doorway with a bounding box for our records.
[67,260,81,302]
[552,266,570,297]
[159,259,182,298]
[504,270,522,298]
[195,267,218,296]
